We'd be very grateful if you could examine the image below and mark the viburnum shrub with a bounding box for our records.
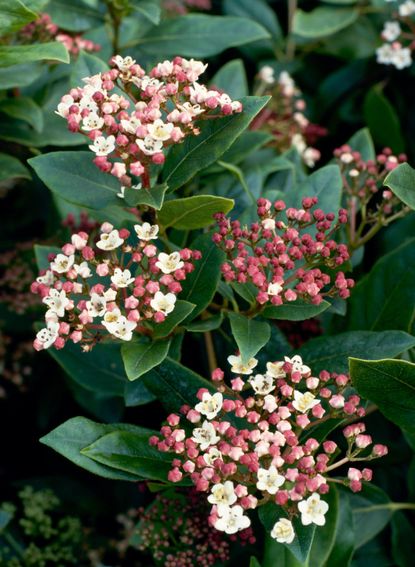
[5,1,415,559]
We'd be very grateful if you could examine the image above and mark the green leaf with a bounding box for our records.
[350,357,415,435]
[309,489,339,567]
[0,0,38,35]
[122,339,171,381]
[0,62,44,89]
[0,42,69,67]
[344,239,415,331]
[179,232,225,321]
[162,96,270,191]
[363,86,405,154]
[130,15,270,57]
[0,97,43,132]
[293,7,359,38]
[259,502,316,563]
[347,128,375,161]
[293,165,342,214]
[385,162,415,211]
[207,131,274,173]
[130,0,161,25]
[124,379,156,407]
[40,417,149,480]
[141,357,215,412]
[152,300,195,338]
[262,300,331,321]
[158,195,234,230]
[47,0,104,32]
[223,0,283,43]
[81,430,172,481]
[250,558,261,567]
[228,313,271,363]
[324,490,355,567]
[0,152,31,182]
[211,59,248,99]
[29,151,121,209]
[186,312,224,333]
[296,330,415,374]
[124,183,168,210]
[391,512,415,567]
[70,51,108,86]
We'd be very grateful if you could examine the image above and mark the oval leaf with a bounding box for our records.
[228,312,271,363]
[158,195,234,229]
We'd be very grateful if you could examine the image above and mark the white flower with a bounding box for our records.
[96,229,124,251]
[340,152,354,164]
[258,65,275,84]
[278,71,296,96]
[82,113,105,131]
[256,466,285,495]
[74,261,92,279]
[298,493,329,526]
[263,394,278,413]
[50,253,74,274]
[391,46,412,69]
[267,281,283,296]
[35,321,59,349]
[195,392,223,419]
[204,447,222,467]
[292,133,307,155]
[262,218,276,231]
[55,95,75,118]
[177,102,205,116]
[284,355,311,376]
[102,308,121,325]
[36,270,55,286]
[89,135,116,156]
[139,76,164,92]
[150,291,177,315]
[292,391,320,413]
[181,58,208,82]
[271,518,295,544]
[155,252,184,274]
[191,420,219,451]
[249,374,275,395]
[134,222,159,241]
[42,289,70,318]
[79,96,98,114]
[227,354,258,375]
[266,361,286,379]
[214,505,251,534]
[104,288,117,302]
[103,315,137,341]
[382,21,401,42]
[303,147,320,168]
[376,43,395,65]
[147,119,174,141]
[154,60,174,76]
[208,481,237,508]
[399,0,415,17]
[136,136,164,156]
[113,55,136,71]
[86,293,107,317]
[111,268,135,288]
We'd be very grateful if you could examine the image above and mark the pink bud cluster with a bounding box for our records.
[163,0,212,15]
[252,69,325,167]
[0,242,40,315]
[56,55,242,191]
[151,353,388,536]
[17,13,100,55]
[212,197,354,309]
[30,222,200,352]
[334,145,410,248]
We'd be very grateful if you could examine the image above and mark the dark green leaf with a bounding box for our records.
[0,0,38,35]
[293,7,359,38]
[324,490,355,567]
[124,184,168,210]
[224,0,283,42]
[309,488,339,567]
[158,195,234,229]
[0,152,31,182]
[186,313,224,333]
[385,162,415,211]
[122,339,171,381]
[363,86,405,154]
[70,51,108,86]
[392,511,415,567]
[0,97,43,132]
[211,59,248,99]
[262,300,331,321]
[47,0,104,32]
[152,300,195,338]
[0,62,44,89]
[0,42,69,67]
[130,0,161,25]
[347,128,375,161]
[228,312,271,363]
[293,165,342,214]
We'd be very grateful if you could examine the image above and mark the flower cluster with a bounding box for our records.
[163,0,212,15]
[213,197,354,309]
[18,13,100,55]
[252,68,326,167]
[30,222,200,352]
[334,145,409,249]
[56,55,242,194]
[0,242,40,315]
[132,488,253,566]
[0,333,33,398]
[376,1,415,69]
[152,353,388,540]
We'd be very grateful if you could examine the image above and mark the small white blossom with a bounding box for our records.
[191,420,220,451]
[204,447,222,467]
[111,268,135,288]
[113,55,136,72]
[195,392,223,419]
[134,222,159,241]
[382,21,401,42]
[292,391,320,413]
[35,321,59,349]
[74,261,92,279]
[262,218,276,231]
[89,135,116,156]
[181,58,208,82]
[120,116,142,135]
[267,281,283,296]
[227,354,258,375]
[42,289,70,318]
[50,253,74,274]
[96,229,124,251]
[147,119,174,141]
[55,95,75,118]
[258,65,275,84]
[399,0,415,17]
[263,394,278,413]
[266,361,286,379]
[136,136,163,155]
[284,355,311,376]
[256,466,285,495]
[36,270,55,286]
[214,505,251,534]
[150,291,177,315]
[298,493,329,526]
[103,315,137,341]
[207,481,237,508]
[82,113,105,131]
[155,252,184,274]
[86,293,107,318]
[271,518,295,544]
[278,71,296,96]
[249,374,275,395]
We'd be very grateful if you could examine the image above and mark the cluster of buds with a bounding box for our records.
[212,197,354,309]
[152,353,388,539]
[17,13,100,55]
[334,145,409,249]
[133,488,253,566]
[0,333,33,398]
[163,0,212,15]
[30,222,200,352]
[56,55,242,195]
[0,243,40,315]
[376,1,415,69]
[252,68,325,167]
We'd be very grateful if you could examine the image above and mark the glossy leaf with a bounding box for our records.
[0,42,69,67]
[0,97,43,132]
[385,162,415,211]
[228,313,271,363]
[293,7,359,38]
[0,152,31,182]
[185,313,224,333]
[47,0,104,32]
[324,490,355,567]
[364,86,405,154]
[162,96,270,191]
[347,128,375,161]
[211,59,248,99]
[70,51,108,86]
[224,0,283,42]
[125,184,168,210]
[130,0,161,25]
[158,195,234,229]
[350,357,415,435]
[262,300,331,321]
[122,338,171,381]
[0,0,38,35]
[151,300,196,338]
